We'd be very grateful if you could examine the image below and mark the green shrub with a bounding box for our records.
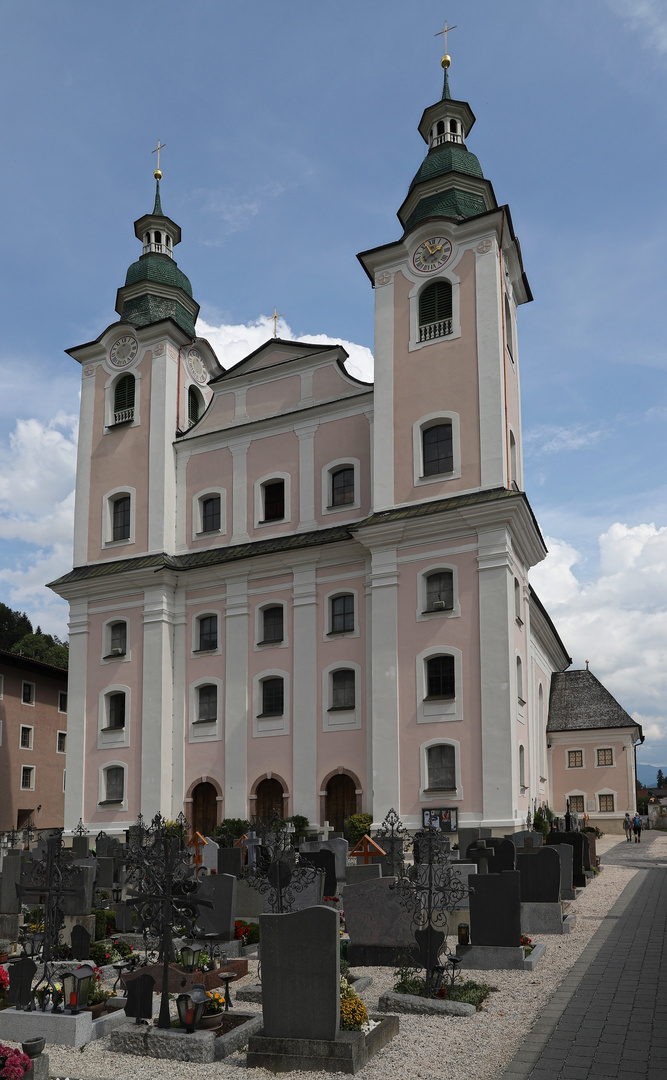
[90,940,122,966]
[532,809,549,838]
[92,908,116,940]
[245,921,260,945]
[214,818,250,848]
[582,825,603,838]
[286,815,310,840]
[344,813,373,845]
[442,980,497,1009]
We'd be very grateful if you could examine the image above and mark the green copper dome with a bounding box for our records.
[409,143,484,194]
[124,252,193,297]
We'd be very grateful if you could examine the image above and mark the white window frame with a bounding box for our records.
[188,676,223,743]
[191,610,222,656]
[103,486,136,547]
[104,369,141,432]
[324,588,359,640]
[420,737,462,801]
[417,563,461,622]
[98,685,131,749]
[58,691,67,714]
[192,487,227,540]
[566,747,585,770]
[321,458,361,516]
[595,746,615,768]
[255,600,289,650]
[413,412,461,487]
[21,681,35,707]
[416,645,463,724]
[252,669,290,738]
[21,765,35,791]
[57,730,67,755]
[254,472,291,528]
[102,618,130,664]
[321,661,362,732]
[408,267,462,353]
[19,725,34,751]
[98,761,128,812]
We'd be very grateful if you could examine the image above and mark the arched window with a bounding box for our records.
[519,745,526,789]
[201,495,221,533]
[188,386,202,425]
[107,621,127,658]
[196,684,217,723]
[331,467,355,506]
[422,423,453,476]
[516,656,524,704]
[103,765,125,803]
[197,615,218,652]
[425,656,455,699]
[154,230,162,245]
[261,606,284,644]
[112,496,131,541]
[107,692,126,729]
[330,594,354,634]
[113,375,135,424]
[436,120,445,136]
[426,744,456,791]
[331,669,355,710]
[262,479,285,521]
[505,294,514,359]
[449,119,458,133]
[419,281,453,338]
[256,777,284,821]
[325,772,357,833]
[509,431,518,488]
[260,677,284,716]
[425,571,454,612]
[514,577,522,623]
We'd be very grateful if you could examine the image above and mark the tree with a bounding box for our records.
[10,632,69,669]
[0,603,32,651]
[657,769,665,790]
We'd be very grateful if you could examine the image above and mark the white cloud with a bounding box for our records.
[606,0,667,54]
[523,423,608,456]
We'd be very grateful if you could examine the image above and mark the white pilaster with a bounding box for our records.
[171,590,187,819]
[372,277,395,511]
[64,601,89,831]
[148,349,179,553]
[295,421,318,532]
[224,575,249,818]
[141,582,176,817]
[230,438,251,544]
[73,372,96,565]
[292,565,318,822]
[475,246,506,489]
[368,545,400,822]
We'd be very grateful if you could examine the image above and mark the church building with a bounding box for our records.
[50,51,641,837]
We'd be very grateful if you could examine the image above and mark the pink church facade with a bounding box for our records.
[51,66,641,837]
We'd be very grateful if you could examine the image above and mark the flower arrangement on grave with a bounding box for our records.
[89,938,133,967]
[234,920,250,942]
[87,966,112,1007]
[203,989,226,1016]
[0,969,9,1011]
[0,1044,32,1079]
[34,980,62,1010]
[197,951,211,970]
[339,977,368,1031]
[520,934,533,955]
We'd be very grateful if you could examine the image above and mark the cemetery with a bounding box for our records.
[0,810,637,1079]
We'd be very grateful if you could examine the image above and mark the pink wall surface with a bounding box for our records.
[313,413,371,526]
[549,736,634,815]
[246,375,301,419]
[247,432,300,537]
[312,364,370,401]
[186,447,234,546]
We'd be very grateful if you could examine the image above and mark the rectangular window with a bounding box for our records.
[263,481,285,521]
[426,656,455,699]
[112,495,131,541]
[422,423,453,476]
[330,594,354,634]
[426,572,453,612]
[197,684,217,723]
[22,682,35,705]
[63,769,66,792]
[599,794,614,812]
[109,622,127,656]
[427,744,456,790]
[568,750,583,769]
[57,731,67,754]
[198,615,218,651]
[261,606,284,643]
[201,496,221,532]
[331,669,355,710]
[261,677,284,716]
[569,795,585,813]
[108,692,126,729]
[105,766,124,803]
[597,748,613,766]
[21,767,34,790]
[331,467,355,507]
[58,691,67,713]
[20,726,33,750]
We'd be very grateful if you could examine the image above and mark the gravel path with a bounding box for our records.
[13,833,653,1080]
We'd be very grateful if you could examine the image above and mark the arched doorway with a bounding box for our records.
[191,782,217,837]
[325,773,357,834]
[256,777,284,822]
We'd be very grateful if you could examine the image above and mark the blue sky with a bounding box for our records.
[0,2,666,766]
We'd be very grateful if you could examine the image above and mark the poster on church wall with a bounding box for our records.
[422,808,457,832]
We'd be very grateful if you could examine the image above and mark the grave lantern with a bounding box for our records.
[180,943,202,972]
[457,923,470,946]
[21,932,43,958]
[63,964,95,1014]
[176,984,209,1032]
[112,885,122,903]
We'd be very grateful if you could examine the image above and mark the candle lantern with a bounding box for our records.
[176,984,209,1033]
[62,964,95,1014]
[112,885,122,903]
[457,923,470,946]
[179,944,202,972]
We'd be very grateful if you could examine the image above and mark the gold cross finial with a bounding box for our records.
[435,20,457,68]
[152,139,166,180]
[272,306,284,338]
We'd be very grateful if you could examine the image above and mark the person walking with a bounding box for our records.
[633,812,643,843]
[623,812,633,842]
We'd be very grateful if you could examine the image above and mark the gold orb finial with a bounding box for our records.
[153,168,163,180]
[441,53,451,69]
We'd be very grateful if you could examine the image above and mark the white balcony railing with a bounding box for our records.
[419,318,453,342]
[141,242,173,258]
[113,408,134,425]
[430,132,463,148]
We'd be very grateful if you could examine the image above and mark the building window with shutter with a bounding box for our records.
[599,794,614,812]
[113,375,135,424]
[419,281,453,341]
[569,795,585,813]
[425,571,454,612]
[597,748,613,767]
[568,750,583,768]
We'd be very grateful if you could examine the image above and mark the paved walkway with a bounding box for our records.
[498,832,667,1080]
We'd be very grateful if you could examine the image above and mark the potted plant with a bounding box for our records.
[0,1044,32,1078]
[86,967,111,1019]
[198,988,227,1028]
[0,970,9,1011]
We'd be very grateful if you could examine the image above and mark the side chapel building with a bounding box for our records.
[50,55,641,837]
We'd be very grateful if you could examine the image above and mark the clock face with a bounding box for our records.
[187,349,207,385]
[109,336,138,368]
[413,237,453,273]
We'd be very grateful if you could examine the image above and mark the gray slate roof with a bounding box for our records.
[547,669,641,736]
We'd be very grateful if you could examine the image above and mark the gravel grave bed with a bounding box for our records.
[7,834,647,1080]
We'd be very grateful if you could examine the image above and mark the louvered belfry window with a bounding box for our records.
[419,281,453,326]
[114,375,135,413]
[188,387,201,424]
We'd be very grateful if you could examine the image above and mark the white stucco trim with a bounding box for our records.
[102,486,136,548]
[416,562,461,622]
[416,645,463,724]
[97,760,128,813]
[229,438,251,544]
[412,412,461,487]
[192,487,227,541]
[254,599,289,650]
[372,276,394,512]
[515,652,525,724]
[295,420,318,532]
[408,269,462,353]
[190,608,222,658]
[321,661,362,732]
[101,617,131,665]
[475,244,506,489]
[323,587,359,641]
[252,669,290,738]
[292,564,318,823]
[254,471,292,529]
[321,458,361,517]
[64,601,89,832]
[224,575,249,816]
[419,736,463,802]
[188,676,223,743]
[98,684,131,749]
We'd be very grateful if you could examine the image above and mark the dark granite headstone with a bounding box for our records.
[96,858,114,890]
[125,972,155,1024]
[300,850,337,896]
[115,903,133,933]
[517,847,561,903]
[299,839,348,882]
[0,851,22,914]
[469,871,521,947]
[193,873,236,940]
[8,957,36,1009]
[509,830,544,848]
[343,876,415,966]
[260,906,339,1041]
[551,844,575,900]
[72,836,89,860]
[546,832,586,887]
[63,865,95,915]
[580,832,592,870]
[218,847,244,878]
[457,827,491,854]
[71,924,91,960]
[466,838,516,873]
[94,832,111,858]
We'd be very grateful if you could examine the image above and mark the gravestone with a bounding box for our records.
[546,832,586,887]
[115,903,133,933]
[300,838,348,883]
[466,838,516,874]
[458,827,491,855]
[8,957,36,1009]
[468,871,521,947]
[288,869,325,911]
[72,836,89,860]
[63,865,95,915]
[96,858,114,890]
[517,847,561,903]
[71,924,91,960]
[94,832,111,858]
[218,847,244,878]
[260,906,339,1040]
[551,843,575,900]
[508,830,544,848]
[235,879,266,920]
[300,849,337,895]
[125,972,155,1024]
[580,832,592,870]
[201,837,219,875]
[0,851,22,913]
[193,873,236,941]
[343,876,415,966]
[346,863,382,885]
